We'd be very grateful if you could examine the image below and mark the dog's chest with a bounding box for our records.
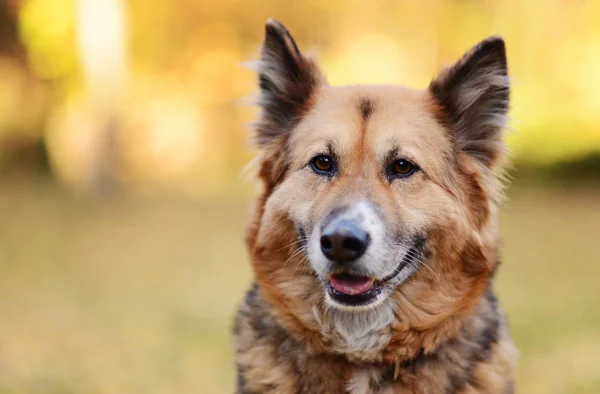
[347,368,415,394]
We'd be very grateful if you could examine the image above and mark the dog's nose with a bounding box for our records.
[320,220,370,263]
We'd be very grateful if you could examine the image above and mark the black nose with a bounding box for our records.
[320,219,370,263]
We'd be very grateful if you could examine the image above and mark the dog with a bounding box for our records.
[234,19,517,393]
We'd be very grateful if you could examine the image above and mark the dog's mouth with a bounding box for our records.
[323,236,427,308]
[329,274,375,295]
[326,273,382,306]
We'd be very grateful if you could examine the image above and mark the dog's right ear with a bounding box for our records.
[254,19,326,146]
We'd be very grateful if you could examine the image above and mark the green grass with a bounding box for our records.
[0,180,598,393]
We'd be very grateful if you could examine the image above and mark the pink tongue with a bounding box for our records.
[329,275,374,295]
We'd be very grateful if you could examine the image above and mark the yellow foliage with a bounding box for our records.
[8,0,600,194]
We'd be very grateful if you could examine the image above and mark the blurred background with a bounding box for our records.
[0,0,599,393]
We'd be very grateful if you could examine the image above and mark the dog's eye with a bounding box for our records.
[310,155,335,175]
[389,159,416,178]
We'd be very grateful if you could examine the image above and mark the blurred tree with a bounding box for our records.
[0,0,51,177]
[0,0,598,195]
[0,0,25,63]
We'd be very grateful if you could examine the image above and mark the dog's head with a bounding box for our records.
[247,19,508,331]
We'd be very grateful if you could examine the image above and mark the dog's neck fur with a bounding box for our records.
[314,300,398,359]
[234,282,516,393]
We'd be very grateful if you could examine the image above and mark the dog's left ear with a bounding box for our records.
[429,37,509,167]
[255,19,326,146]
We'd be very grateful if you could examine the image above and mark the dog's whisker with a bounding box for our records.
[292,253,310,277]
[410,255,436,278]
[315,294,327,310]
[284,244,308,269]
[274,238,303,253]
[399,247,440,281]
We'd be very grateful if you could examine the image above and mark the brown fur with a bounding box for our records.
[234,19,517,393]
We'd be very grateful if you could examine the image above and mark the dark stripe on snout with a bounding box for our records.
[359,97,374,122]
[319,205,351,232]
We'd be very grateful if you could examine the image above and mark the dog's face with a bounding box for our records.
[286,86,463,310]
[249,20,508,316]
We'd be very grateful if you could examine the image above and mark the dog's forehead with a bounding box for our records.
[291,84,453,164]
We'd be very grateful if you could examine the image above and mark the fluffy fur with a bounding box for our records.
[234,19,517,393]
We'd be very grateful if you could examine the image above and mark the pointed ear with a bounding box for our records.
[255,19,326,146]
[429,37,509,167]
